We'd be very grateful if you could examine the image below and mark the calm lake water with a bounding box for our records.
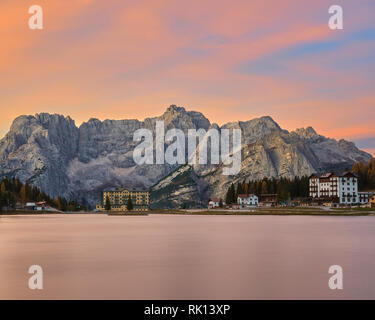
[0,214,375,300]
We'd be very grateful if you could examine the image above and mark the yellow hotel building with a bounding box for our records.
[370,195,375,208]
[96,187,150,212]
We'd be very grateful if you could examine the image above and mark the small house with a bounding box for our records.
[259,194,278,207]
[237,194,258,207]
[370,195,375,208]
[208,198,225,209]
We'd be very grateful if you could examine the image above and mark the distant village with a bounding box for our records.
[209,172,375,210]
[1,161,375,213]
[94,170,375,213]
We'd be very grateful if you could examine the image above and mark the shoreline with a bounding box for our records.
[149,210,375,216]
[1,208,375,217]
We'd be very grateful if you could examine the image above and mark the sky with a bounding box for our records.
[1,0,374,155]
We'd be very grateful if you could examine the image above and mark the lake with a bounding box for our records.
[0,214,374,299]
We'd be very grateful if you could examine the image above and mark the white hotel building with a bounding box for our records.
[309,172,373,205]
[237,194,259,207]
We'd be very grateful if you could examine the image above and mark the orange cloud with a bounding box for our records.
[0,0,374,156]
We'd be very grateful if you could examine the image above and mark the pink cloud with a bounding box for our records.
[0,0,374,152]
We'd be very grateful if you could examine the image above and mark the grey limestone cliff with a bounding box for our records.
[0,105,371,207]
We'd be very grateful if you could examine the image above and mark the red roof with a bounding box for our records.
[320,172,337,178]
[309,172,358,179]
[238,194,256,198]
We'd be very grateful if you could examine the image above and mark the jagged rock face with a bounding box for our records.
[68,105,211,204]
[0,114,79,198]
[223,116,284,145]
[152,117,372,208]
[0,105,372,207]
[291,127,371,170]
[0,106,211,204]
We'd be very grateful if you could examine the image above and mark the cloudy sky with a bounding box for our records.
[1,0,374,155]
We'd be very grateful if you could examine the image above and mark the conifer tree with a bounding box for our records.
[261,180,268,194]
[20,185,26,204]
[127,195,134,211]
[236,182,243,198]
[219,198,223,208]
[225,186,232,205]
[105,196,111,211]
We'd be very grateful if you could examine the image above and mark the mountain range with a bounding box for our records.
[0,105,372,207]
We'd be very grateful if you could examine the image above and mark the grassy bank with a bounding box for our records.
[149,208,375,216]
[2,208,375,217]
[0,210,55,215]
[0,210,98,215]
[107,211,149,216]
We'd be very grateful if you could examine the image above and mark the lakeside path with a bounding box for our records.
[149,207,375,216]
[1,207,375,217]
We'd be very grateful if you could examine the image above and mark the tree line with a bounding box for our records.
[224,158,375,205]
[225,176,310,204]
[351,159,375,190]
[104,195,134,211]
[0,177,90,212]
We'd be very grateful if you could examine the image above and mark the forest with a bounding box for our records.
[225,158,375,204]
[1,159,373,211]
[351,159,375,190]
[0,177,89,212]
[225,176,310,204]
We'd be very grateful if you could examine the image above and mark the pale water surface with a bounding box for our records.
[0,214,375,299]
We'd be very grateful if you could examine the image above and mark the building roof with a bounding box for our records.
[320,172,336,178]
[309,173,319,179]
[237,194,256,198]
[104,187,149,192]
[309,172,359,179]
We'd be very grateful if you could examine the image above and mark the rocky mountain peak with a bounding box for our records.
[0,106,372,207]
[9,114,33,129]
[255,115,281,128]
[157,105,210,131]
[166,104,186,114]
[293,127,319,139]
[222,115,283,145]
